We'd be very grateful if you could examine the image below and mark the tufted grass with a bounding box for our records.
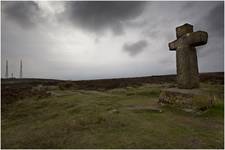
[1,83,224,149]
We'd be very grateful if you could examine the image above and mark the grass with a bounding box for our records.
[1,83,224,148]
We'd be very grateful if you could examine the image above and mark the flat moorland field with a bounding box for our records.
[1,73,224,148]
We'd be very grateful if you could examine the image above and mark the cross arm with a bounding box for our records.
[186,31,208,47]
[168,39,178,51]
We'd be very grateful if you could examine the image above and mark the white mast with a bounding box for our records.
[20,59,23,78]
[5,60,8,78]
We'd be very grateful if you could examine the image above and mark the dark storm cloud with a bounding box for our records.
[64,1,147,35]
[203,3,224,37]
[194,2,224,63]
[123,40,148,56]
[2,1,40,28]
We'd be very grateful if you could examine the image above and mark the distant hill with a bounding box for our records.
[2,72,223,89]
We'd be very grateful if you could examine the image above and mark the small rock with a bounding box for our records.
[109,109,119,114]
[182,108,195,113]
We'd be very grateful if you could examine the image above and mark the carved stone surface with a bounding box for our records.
[169,23,208,89]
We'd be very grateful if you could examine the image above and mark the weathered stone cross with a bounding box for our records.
[169,23,208,89]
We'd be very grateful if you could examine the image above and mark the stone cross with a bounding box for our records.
[169,23,208,89]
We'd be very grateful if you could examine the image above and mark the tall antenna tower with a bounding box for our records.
[5,60,8,78]
[20,59,23,78]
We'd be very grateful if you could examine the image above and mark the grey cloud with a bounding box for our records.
[181,2,196,8]
[143,29,159,38]
[198,37,224,58]
[63,1,147,35]
[123,40,148,56]
[203,3,224,37]
[2,1,40,28]
[1,1,223,80]
[194,2,224,68]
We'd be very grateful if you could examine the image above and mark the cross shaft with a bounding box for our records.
[168,23,208,89]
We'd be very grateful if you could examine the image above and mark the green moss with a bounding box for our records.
[200,103,224,118]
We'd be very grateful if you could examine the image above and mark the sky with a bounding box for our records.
[1,1,224,80]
